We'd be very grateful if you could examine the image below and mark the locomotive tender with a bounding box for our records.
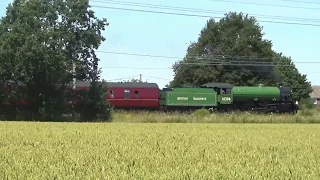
[103,82,298,114]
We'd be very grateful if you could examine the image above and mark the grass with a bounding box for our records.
[112,107,320,124]
[1,122,320,179]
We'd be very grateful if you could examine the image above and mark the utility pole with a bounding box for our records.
[73,62,76,89]
[139,74,142,83]
[72,61,76,121]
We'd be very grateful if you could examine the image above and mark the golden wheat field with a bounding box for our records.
[1,122,320,179]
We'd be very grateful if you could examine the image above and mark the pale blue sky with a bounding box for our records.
[1,0,319,88]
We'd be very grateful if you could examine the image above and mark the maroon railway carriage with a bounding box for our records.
[106,82,160,109]
[0,81,160,110]
[0,81,31,107]
[65,81,91,106]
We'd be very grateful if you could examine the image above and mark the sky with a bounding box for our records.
[1,0,320,88]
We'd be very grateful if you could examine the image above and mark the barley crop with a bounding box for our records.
[1,122,320,179]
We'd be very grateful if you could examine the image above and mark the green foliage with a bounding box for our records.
[112,110,320,124]
[118,78,148,83]
[299,108,314,117]
[170,12,277,87]
[169,12,312,101]
[38,92,70,121]
[79,81,113,122]
[298,98,315,110]
[273,54,312,102]
[0,0,111,121]
[296,98,315,117]
[193,108,210,118]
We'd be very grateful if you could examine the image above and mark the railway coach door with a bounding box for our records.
[219,88,233,104]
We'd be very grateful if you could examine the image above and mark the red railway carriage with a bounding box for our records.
[65,81,91,106]
[106,82,160,109]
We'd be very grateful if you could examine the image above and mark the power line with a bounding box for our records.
[89,2,320,78]
[178,62,294,66]
[279,0,320,4]
[90,5,320,26]
[106,75,140,81]
[101,66,170,69]
[100,67,320,75]
[102,72,320,88]
[96,50,320,64]
[97,50,181,59]
[96,50,271,60]
[209,0,320,10]
[103,74,319,89]
[91,0,320,23]
[142,75,172,81]
[90,5,215,18]
[105,74,171,81]
[101,62,292,68]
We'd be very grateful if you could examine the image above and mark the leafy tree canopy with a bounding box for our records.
[169,12,312,101]
[0,0,110,120]
[273,53,312,101]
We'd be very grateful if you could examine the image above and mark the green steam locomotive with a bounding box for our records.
[159,83,298,113]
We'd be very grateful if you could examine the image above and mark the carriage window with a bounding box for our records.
[220,88,231,94]
[124,89,130,99]
[134,90,139,98]
[109,90,114,98]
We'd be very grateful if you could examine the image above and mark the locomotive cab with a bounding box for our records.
[278,86,291,101]
[200,83,233,105]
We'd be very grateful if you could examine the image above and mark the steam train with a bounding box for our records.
[0,81,299,114]
[101,81,298,113]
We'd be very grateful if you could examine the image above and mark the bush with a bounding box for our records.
[299,108,314,117]
[299,98,315,110]
[193,108,210,118]
[112,110,320,124]
[78,81,113,122]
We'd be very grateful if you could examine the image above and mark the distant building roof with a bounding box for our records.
[311,86,320,98]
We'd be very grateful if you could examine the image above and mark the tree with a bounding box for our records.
[0,0,111,121]
[78,80,113,122]
[273,53,313,102]
[170,12,312,101]
[171,12,278,87]
[119,78,148,83]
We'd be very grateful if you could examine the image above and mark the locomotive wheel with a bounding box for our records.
[240,102,256,112]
